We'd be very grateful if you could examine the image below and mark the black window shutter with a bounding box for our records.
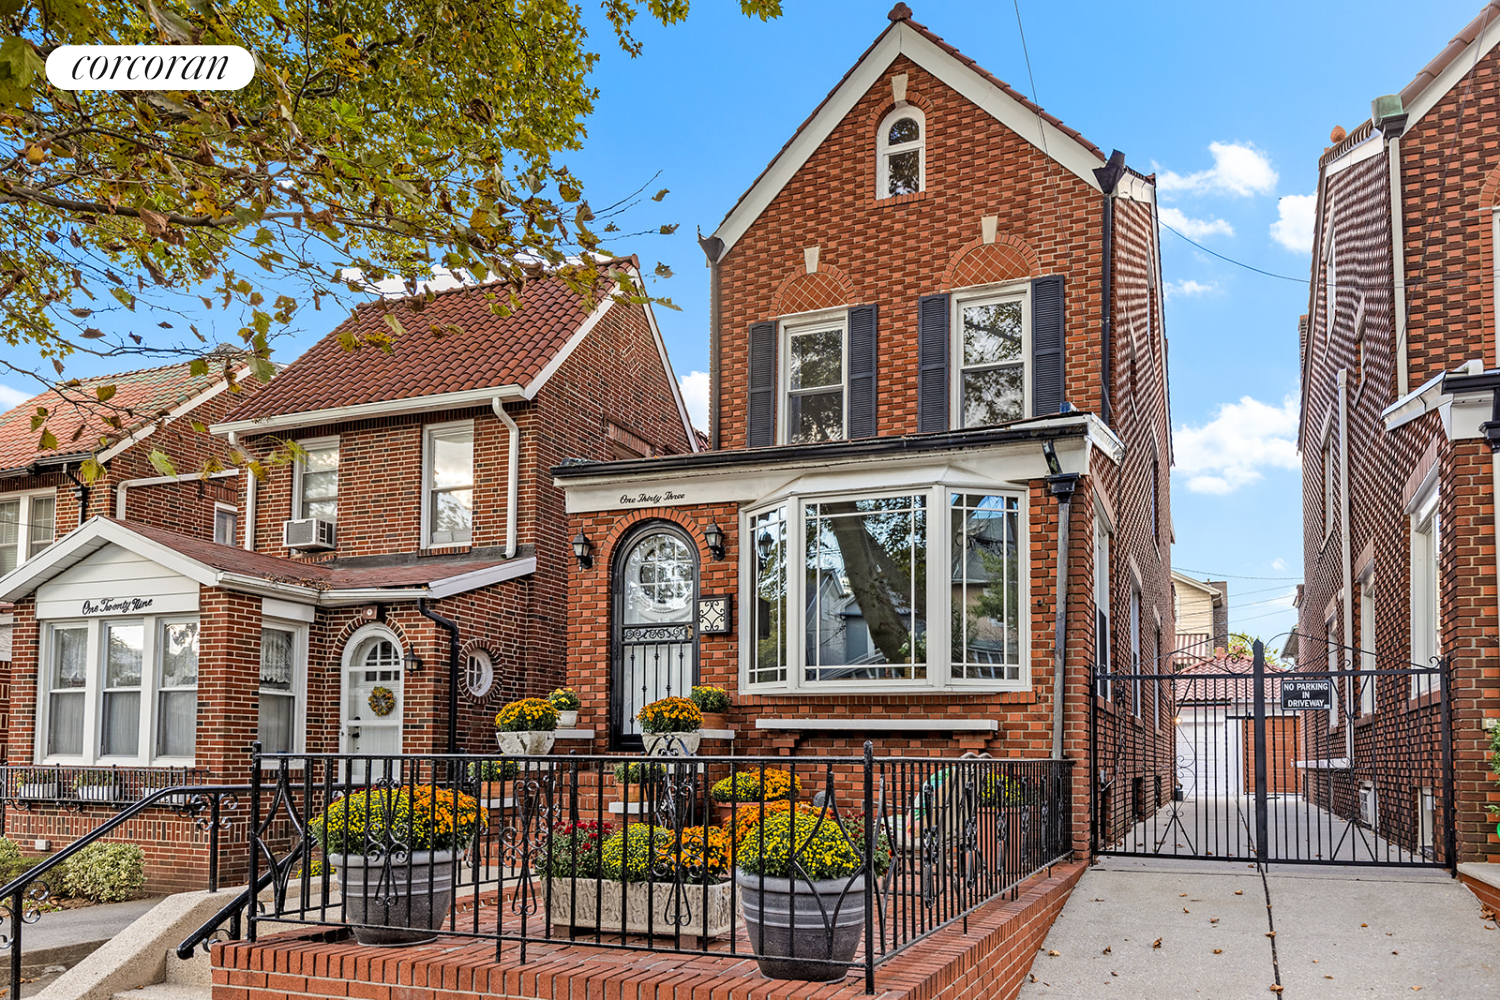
[748,321,777,447]
[1031,275,1065,416]
[917,293,949,433]
[847,304,878,439]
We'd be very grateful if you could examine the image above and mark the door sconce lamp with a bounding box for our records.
[403,648,424,675]
[704,522,726,560]
[572,530,594,569]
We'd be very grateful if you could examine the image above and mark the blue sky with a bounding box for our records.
[4,0,1487,649]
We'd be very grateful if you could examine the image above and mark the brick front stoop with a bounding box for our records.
[212,861,1085,1000]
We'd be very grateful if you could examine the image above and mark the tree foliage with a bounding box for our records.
[0,0,780,476]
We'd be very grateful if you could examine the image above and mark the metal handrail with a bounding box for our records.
[175,841,303,961]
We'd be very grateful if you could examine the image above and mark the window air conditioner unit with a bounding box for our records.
[283,517,336,551]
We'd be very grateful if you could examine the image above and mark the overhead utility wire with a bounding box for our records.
[1174,567,1302,581]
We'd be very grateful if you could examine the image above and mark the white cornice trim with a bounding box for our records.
[711,22,1104,257]
[0,517,218,601]
[98,365,255,463]
[1324,132,1385,176]
[1380,368,1453,430]
[211,384,526,437]
[426,555,536,599]
[522,288,618,400]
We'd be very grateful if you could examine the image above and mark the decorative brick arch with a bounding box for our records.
[863,91,934,136]
[771,263,856,317]
[333,616,413,659]
[941,234,1040,290]
[596,507,716,572]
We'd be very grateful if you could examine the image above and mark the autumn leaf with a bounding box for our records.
[148,448,177,477]
[95,385,116,402]
[1152,938,1162,950]
[37,428,57,451]
[652,188,669,202]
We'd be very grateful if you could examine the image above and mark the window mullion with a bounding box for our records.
[933,488,950,689]
[788,498,805,694]
[141,619,158,765]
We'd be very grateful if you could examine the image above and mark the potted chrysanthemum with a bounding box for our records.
[494,697,560,755]
[709,766,802,827]
[547,687,582,728]
[310,784,485,946]
[636,696,702,755]
[689,685,731,732]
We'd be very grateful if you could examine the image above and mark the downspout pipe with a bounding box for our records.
[61,464,89,524]
[419,598,462,755]
[698,234,725,450]
[1338,367,1354,757]
[1047,471,1081,760]
[1093,150,1127,427]
[492,399,519,559]
[229,430,256,552]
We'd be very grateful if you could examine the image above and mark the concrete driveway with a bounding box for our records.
[1019,858,1499,998]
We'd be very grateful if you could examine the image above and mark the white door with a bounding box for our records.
[342,630,404,783]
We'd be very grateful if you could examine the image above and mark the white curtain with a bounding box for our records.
[258,628,296,753]
[47,627,86,755]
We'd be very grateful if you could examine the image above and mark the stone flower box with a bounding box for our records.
[543,877,734,938]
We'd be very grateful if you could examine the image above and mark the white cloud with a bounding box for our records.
[1159,206,1234,240]
[1165,278,1219,300]
[1270,193,1317,253]
[1173,395,1300,495]
[1157,142,1279,198]
[1270,558,1289,572]
[0,384,31,411]
[678,370,709,431]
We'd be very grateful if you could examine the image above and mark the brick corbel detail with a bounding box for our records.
[595,507,718,571]
[942,233,1040,290]
[770,264,856,317]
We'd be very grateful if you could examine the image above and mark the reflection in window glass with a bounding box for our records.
[426,426,474,545]
[158,621,199,757]
[299,443,339,522]
[259,627,296,754]
[889,117,919,144]
[0,500,18,575]
[102,624,144,756]
[623,533,695,624]
[887,151,920,195]
[48,626,87,756]
[752,508,788,685]
[950,494,1021,681]
[804,495,926,682]
[960,300,1024,427]
[27,495,54,556]
[787,325,845,443]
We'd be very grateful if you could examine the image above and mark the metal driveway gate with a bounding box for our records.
[1090,637,1453,870]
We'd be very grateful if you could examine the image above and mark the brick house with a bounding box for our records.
[0,263,695,889]
[553,6,1174,850]
[0,360,257,728]
[1296,4,1500,864]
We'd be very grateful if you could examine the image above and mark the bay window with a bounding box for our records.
[41,615,200,764]
[743,485,1027,692]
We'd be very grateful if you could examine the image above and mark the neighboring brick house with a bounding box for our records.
[1296,3,1500,864]
[0,263,695,890]
[0,360,256,733]
[554,6,1174,853]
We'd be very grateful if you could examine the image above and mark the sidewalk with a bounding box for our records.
[5,897,163,997]
[1019,858,1499,998]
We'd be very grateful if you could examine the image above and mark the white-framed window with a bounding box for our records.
[214,503,237,547]
[952,284,1029,428]
[1417,786,1436,856]
[740,484,1028,694]
[1326,616,1339,731]
[422,421,474,547]
[1094,516,1112,701]
[781,314,847,444]
[292,436,339,523]
[1129,585,1142,717]
[465,649,494,699]
[1410,485,1441,698]
[0,489,57,574]
[40,615,199,765]
[877,105,924,198]
[1359,579,1376,717]
[1358,780,1377,827]
[258,621,306,754]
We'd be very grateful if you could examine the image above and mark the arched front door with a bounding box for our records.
[611,525,699,749]
[341,625,405,781]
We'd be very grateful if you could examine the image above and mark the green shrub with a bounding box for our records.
[611,760,666,784]
[0,837,21,874]
[468,759,520,782]
[61,843,145,902]
[535,820,612,879]
[600,824,674,883]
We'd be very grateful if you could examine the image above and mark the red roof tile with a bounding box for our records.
[1175,654,1290,702]
[224,268,624,424]
[0,361,227,473]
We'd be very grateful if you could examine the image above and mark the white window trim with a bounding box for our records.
[1410,483,1441,699]
[778,309,849,446]
[1320,415,1336,543]
[258,617,308,758]
[1129,585,1141,718]
[1326,616,1340,731]
[876,105,925,200]
[1094,515,1112,702]
[738,483,1030,695]
[291,435,339,523]
[420,419,476,548]
[1358,579,1377,717]
[37,614,200,767]
[340,622,405,756]
[214,502,238,547]
[0,488,59,571]
[465,648,495,700]
[950,281,1032,429]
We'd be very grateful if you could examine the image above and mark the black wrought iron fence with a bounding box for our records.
[0,765,217,812]
[223,745,1073,993]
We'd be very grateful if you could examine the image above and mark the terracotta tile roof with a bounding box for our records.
[715,7,1105,235]
[1401,3,1500,109]
[0,361,226,473]
[224,268,625,424]
[1175,654,1290,702]
[115,517,520,591]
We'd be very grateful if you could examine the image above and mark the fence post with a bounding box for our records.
[1439,656,1457,873]
[863,740,876,995]
[9,886,21,1000]
[247,742,261,943]
[209,793,221,893]
[1252,641,1268,863]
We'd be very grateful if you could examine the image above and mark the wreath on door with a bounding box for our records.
[368,686,397,717]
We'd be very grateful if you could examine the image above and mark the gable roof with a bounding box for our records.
[0,361,239,476]
[214,259,698,447]
[0,516,536,605]
[710,6,1108,257]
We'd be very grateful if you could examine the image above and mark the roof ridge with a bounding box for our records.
[346,255,642,315]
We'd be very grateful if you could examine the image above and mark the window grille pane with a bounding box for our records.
[950,494,1021,681]
[622,533,694,624]
[102,690,140,756]
[430,489,473,542]
[260,628,295,690]
[752,507,788,684]
[789,390,844,444]
[27,495,55,556]
[887,150,920,195]
[106,624,144,688]
[961,367,1024,427]
[962,302,1023,366]
[49,692,83,756]
[214,508,237,545]
[429,428,473,488]
[804,495,927,682]
[888,117,919,144]
[160,622,199,688]
[789,329,842,390]
[157,690,196,757]
[52,626,87,689]
[299,444,338,521]
[0,500,18,574]
[258,693,294,753]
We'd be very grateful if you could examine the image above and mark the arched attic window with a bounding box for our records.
[878,107,925,198]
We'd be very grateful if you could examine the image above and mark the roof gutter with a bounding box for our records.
[492,398,519,559]
[699,234,725,450]
[0,452,92,480]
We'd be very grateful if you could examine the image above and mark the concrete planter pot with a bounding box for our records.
[555,710,579,728]
[496,730,556,755]
[736,872,866,982]
[544,877,734,938]
[330,849,460,946]
[642,731,702,756]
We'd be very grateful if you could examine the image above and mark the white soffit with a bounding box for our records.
[711,22,1105,256]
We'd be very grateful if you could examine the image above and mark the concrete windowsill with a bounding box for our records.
[755,718,998,733]
[1293,757,1350,770]
[700,729,736,740]
[553,728,595,740]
